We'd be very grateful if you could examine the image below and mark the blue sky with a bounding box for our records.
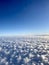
[0,0,49,36]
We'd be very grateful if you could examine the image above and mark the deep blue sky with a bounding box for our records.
[0,0,49,36]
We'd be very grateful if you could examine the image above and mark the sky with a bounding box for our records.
[0,0,49,36]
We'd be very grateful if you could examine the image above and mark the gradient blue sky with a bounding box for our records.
[0,0,49,36]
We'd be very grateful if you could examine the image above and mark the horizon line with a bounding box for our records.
[0,33,49,37]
